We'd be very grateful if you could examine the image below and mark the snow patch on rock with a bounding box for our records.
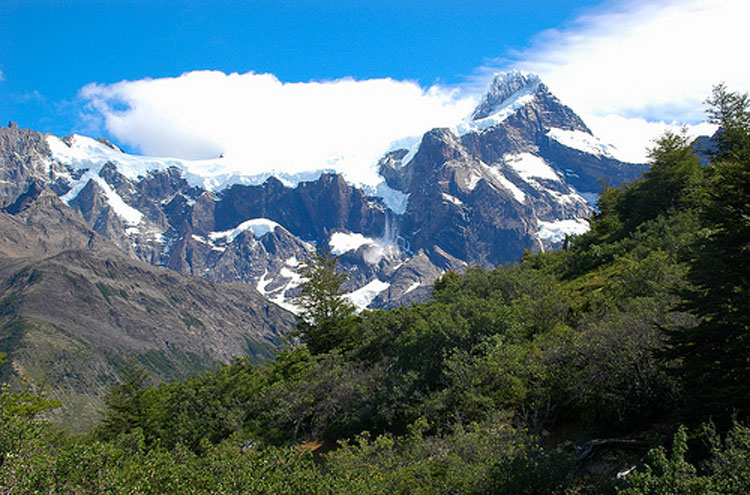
[441,192,463,206]
[209,218,280,243]
[345,279,390,311]
[403,281,421,295]
[329,231,399,265]
[329,232,375,255]
[546,128,614,158]
[480,163,526,203]
[504,153,561,183]
[60,170,143,226]
[537,218,590,243]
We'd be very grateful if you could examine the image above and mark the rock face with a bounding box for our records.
[383,71,640,270]
[0,122,69,207]
[471,71,544,121]
[0,71,645,311]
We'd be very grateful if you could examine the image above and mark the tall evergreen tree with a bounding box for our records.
[668,85,750,424]
[99,360,161,442]
[295,250,357,354]
[620,129,704,229]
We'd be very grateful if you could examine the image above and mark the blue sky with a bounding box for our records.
[1,0,603,133]
[1,0,746,165]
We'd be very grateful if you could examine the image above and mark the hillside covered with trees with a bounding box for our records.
[1,85,749,494]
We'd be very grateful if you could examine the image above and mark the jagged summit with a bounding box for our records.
[0,80,644,314]
[471,70,542,121]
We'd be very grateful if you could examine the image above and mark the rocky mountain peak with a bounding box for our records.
[471,70,542,121]
[96,137,123,152]
[0,72,645,313]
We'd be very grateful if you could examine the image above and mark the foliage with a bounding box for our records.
[295,250,358,354]
[324,420,571,495]
[0,354,62,494]
[621,423,750,495]
[97,360,164,444]
[666,84,750,425]
[2,88,749,493]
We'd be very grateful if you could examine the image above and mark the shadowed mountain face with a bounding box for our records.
[0,190,294,431]
[0,71,646,316]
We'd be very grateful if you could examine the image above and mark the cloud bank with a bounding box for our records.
[81,71,475,186]
[486,0,747,160]
[504,0,749,121]
[80,0,746,170]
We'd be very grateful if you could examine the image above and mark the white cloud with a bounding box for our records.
[508,0,749,121]
[80,71,476,187]
[480,0,746,162]
[79,1,746,171]
[586,114,716,163]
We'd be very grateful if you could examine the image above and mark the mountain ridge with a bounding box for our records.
[0,72,646,311]
[0,188,295,430]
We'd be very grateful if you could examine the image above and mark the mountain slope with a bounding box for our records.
[0,192,294,430]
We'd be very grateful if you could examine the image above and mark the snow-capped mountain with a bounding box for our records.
[0,71,645,310]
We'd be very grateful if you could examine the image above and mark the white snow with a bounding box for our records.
[48,134,335,195]
[547,188,589,207]
[49,135,178,182]
[546,128,613,158]
[329,231,398,265]
[256,268,305,314]
[455,93,535,136]
[285,256,299,267]
[256,270,274,295]
[60,170,143,225]
[385,135,422,167]
[209,218,280,243]
[363,242,398,265]
[49,133,418,215]
[373,182,410,215]
[345,279,390,311]
[329,232,375,255]
[279,267,305,289]
[465,172,482,191]
[441,192,463,206]
[480,162,526,203]
[403,281,421,295]
[537,218,590,243]
[504,153,561,183]
[328,230,399,265]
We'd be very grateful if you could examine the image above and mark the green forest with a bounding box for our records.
[1,85,749,494]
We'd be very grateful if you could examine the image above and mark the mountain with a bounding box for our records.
[0,187,294,430]
[0,71,645,313]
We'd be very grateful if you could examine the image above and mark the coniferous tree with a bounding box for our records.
[99,360,161,442]
[668,85,750,424]
[295,250,357,354]
[620,129,704,229]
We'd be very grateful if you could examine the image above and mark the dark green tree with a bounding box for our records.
[295,250,357,354]
[98,360,162,443]
[620,129,704,229]
[707,82,750,162]
[667,84,750,424]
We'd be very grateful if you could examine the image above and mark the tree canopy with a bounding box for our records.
[295,250,357,354]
